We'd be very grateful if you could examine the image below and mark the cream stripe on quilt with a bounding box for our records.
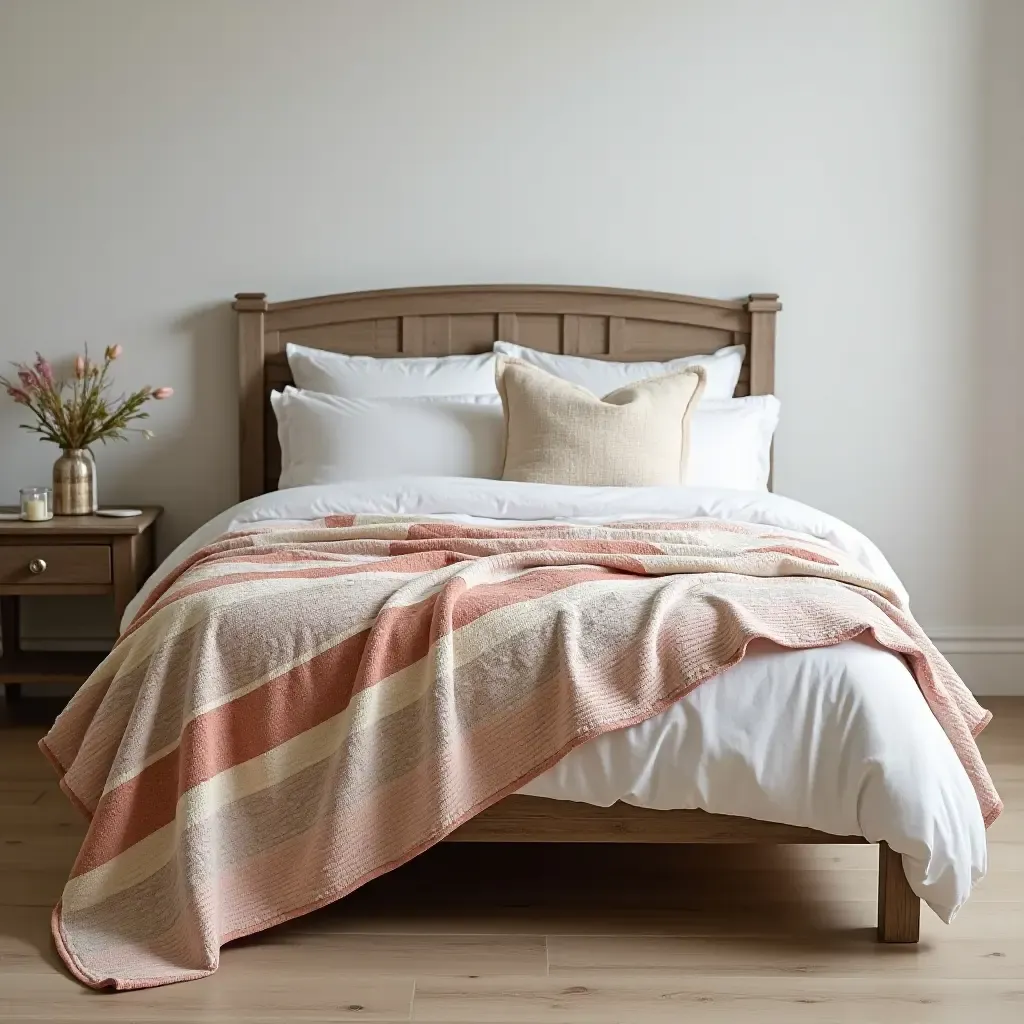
[68,574,644,909]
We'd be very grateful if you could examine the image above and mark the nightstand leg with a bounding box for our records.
[111,535,137,626]
[1,596,24,704]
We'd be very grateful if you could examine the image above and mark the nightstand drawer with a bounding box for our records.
[0,545,112,587]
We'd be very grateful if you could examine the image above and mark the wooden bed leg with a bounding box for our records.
[877,841,920,942]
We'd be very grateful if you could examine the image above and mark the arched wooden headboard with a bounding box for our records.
[233,284,781,500]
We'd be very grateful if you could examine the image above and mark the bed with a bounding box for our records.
[41,284,998,991]
[232,284,914,943]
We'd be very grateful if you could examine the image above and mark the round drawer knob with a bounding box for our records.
[28,558,47,575]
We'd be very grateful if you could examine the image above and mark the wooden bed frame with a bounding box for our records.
[233,283,920,942]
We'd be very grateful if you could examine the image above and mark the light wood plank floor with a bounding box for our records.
[1,696,1022,1022]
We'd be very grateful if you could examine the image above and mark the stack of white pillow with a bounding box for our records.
[272,341,779,491]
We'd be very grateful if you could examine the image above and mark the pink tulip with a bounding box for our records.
[74,356,86,379]
[152,386,173,400]
[105,344,123,361]
[34,354,54,385]
[6,387,30,405]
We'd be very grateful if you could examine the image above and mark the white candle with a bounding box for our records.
[23,499,49,521]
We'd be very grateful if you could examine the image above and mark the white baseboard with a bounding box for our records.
[928,627,1024,696]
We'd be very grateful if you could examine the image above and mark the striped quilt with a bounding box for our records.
[41,515,1001,990]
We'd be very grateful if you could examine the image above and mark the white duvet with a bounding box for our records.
[125,478,986,922]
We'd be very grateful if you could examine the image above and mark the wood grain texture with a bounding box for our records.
[878,840,922,942]
[0,513,160,691]
[748,292,780,396]
[446,796,867,844]
[235,292,268,502]
[747,293,780,487]
[235,284,781,497]
[0,545,111,589]
[411,976,1024,1022]
[110,535,136,622]
[0,507,161,537]
[497,312,519,343]
[546,930,1024,978]
[0,699,1018,1020]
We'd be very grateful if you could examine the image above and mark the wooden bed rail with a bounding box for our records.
[445,797,921,942]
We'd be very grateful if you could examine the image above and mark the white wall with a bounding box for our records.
[1,0,1021,688]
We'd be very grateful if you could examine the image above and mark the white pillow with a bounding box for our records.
[685,395,780,491]
[493,342,744,400]
[286,342,498,397]
[271,387,505,487]
[272,385,779,492]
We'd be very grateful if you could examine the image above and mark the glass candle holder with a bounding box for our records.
[20,486,53,522]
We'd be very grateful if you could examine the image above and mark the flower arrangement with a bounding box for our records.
[1,346,172,449]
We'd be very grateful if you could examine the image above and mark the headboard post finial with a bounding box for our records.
[746,293,782,313]
[234,292,268,312]
[235,292,268,500]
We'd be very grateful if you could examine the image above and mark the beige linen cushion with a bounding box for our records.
[496,357,706,486]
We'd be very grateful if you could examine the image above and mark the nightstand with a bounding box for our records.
[0,507,162,701]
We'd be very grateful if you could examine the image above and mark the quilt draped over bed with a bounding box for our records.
[40,516,1000,989]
